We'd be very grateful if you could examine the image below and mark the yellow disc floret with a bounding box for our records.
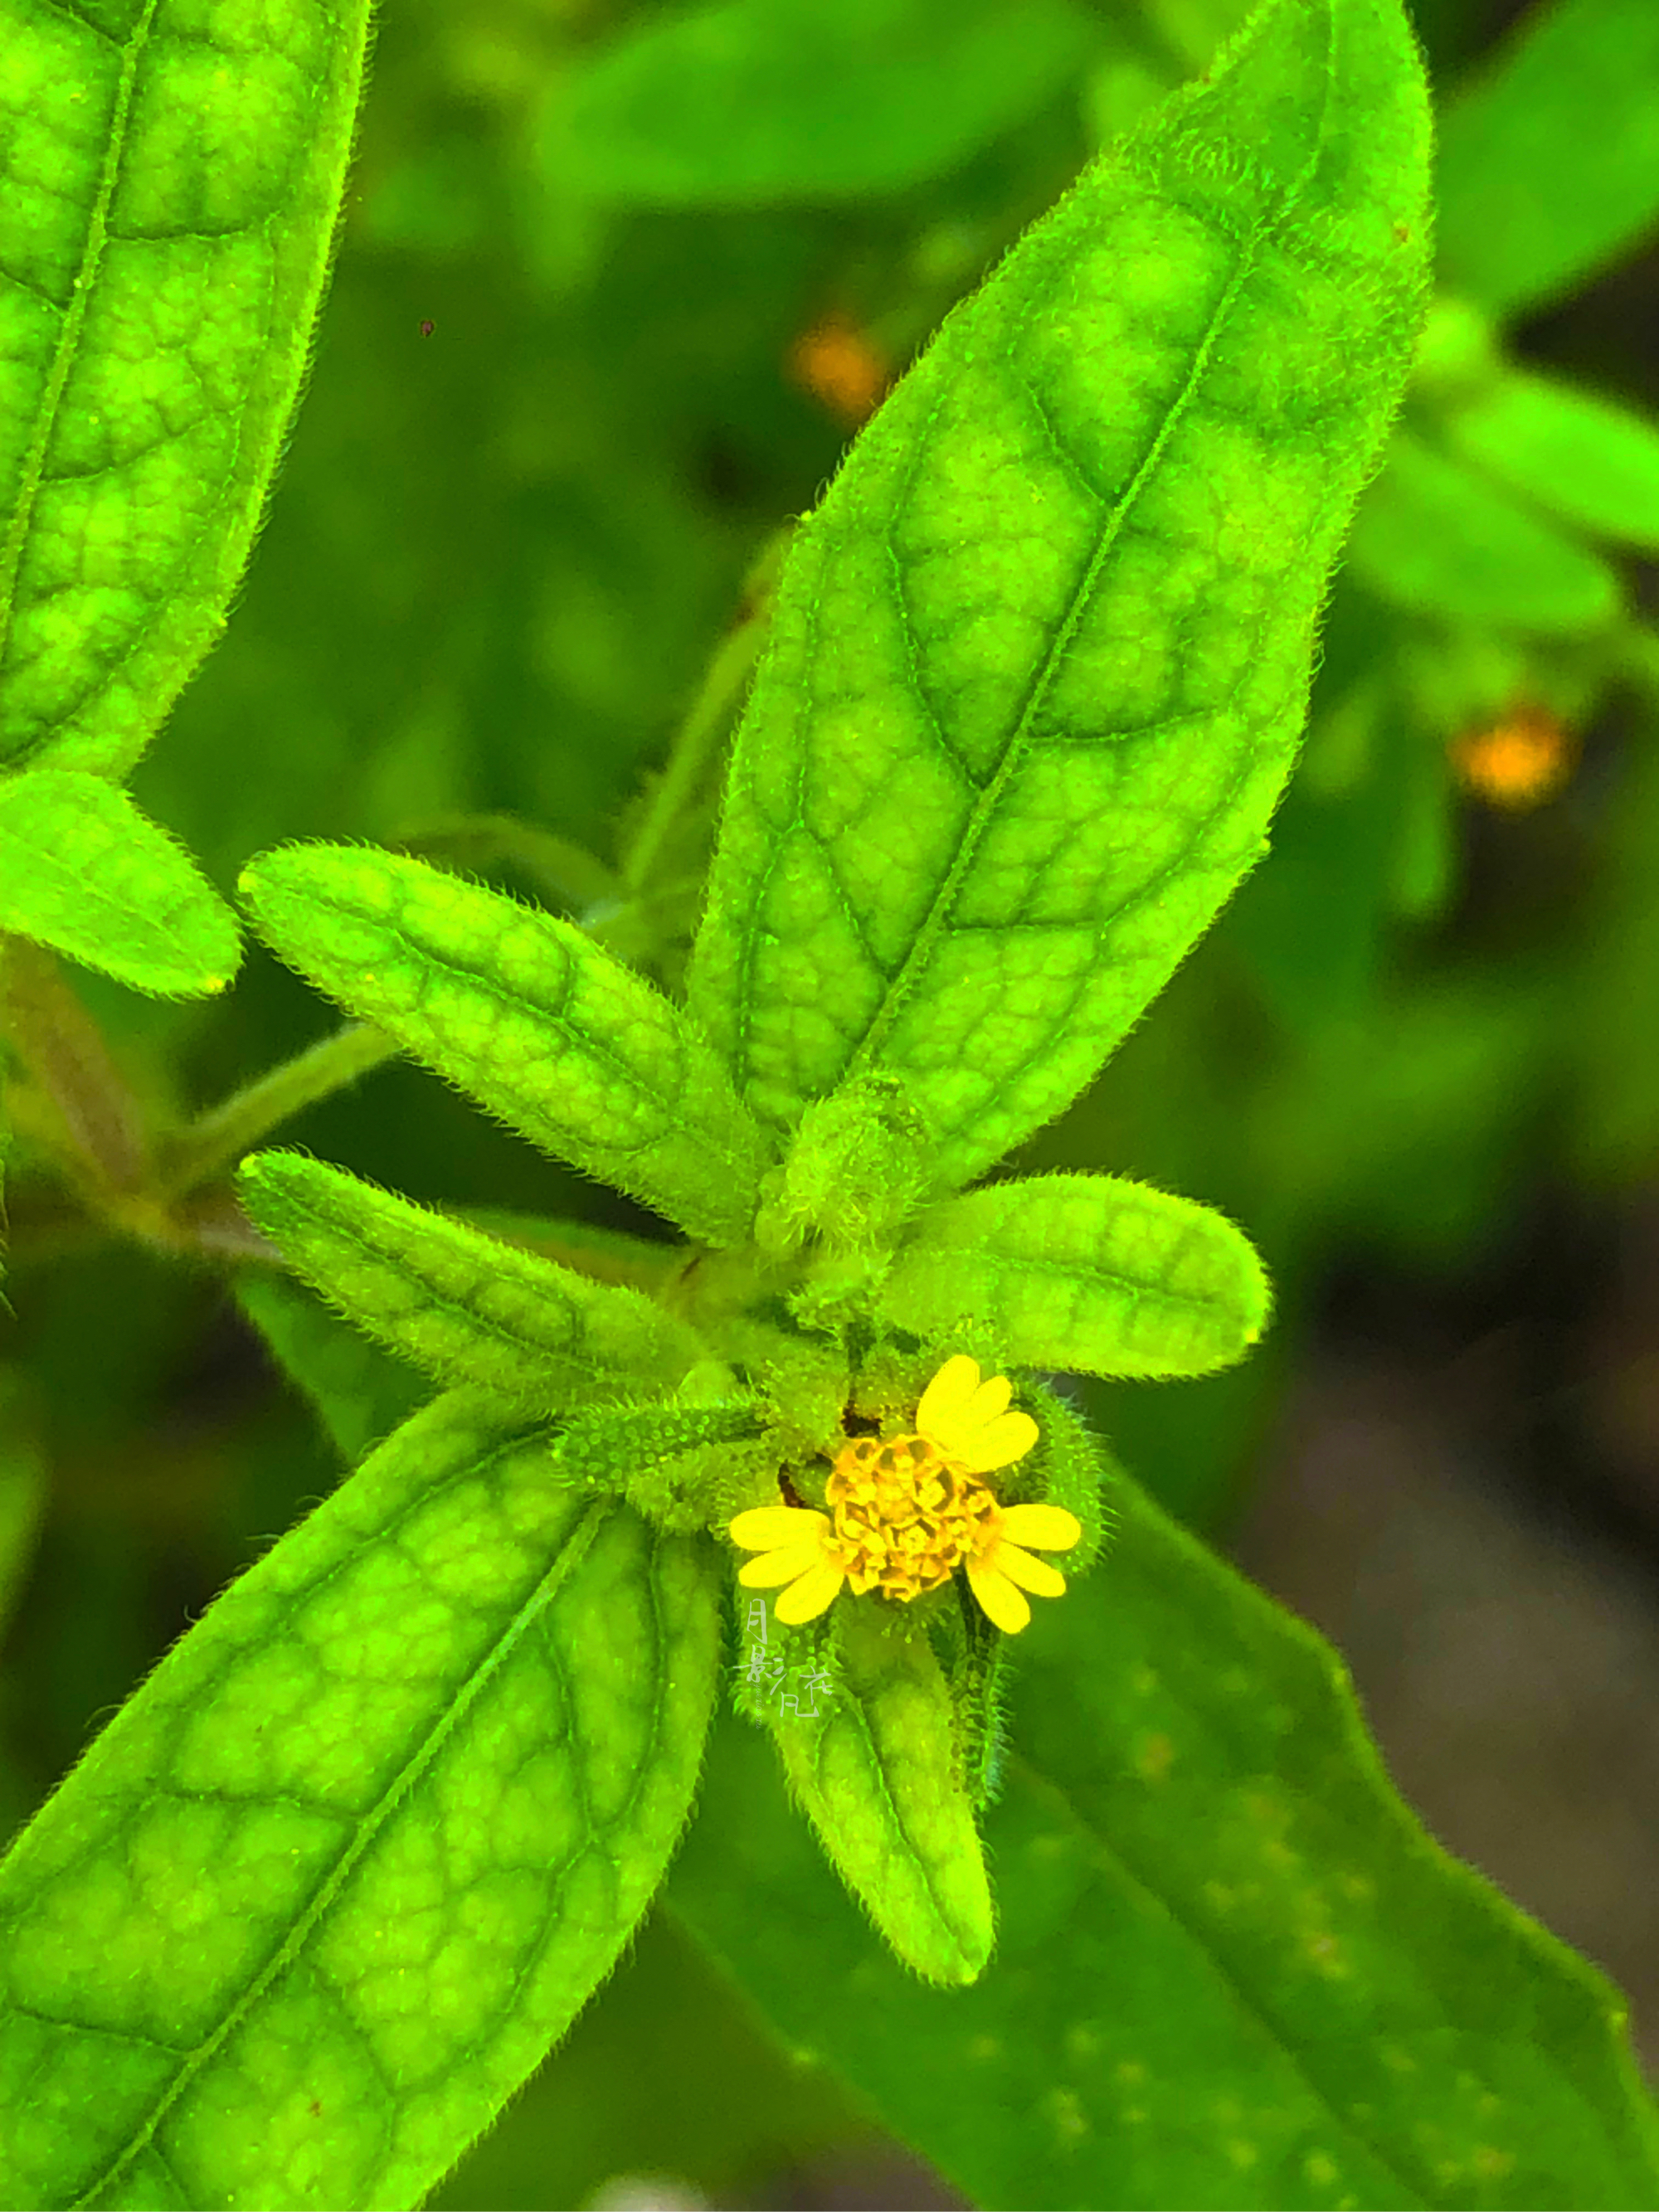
[728,1355,1082,1634]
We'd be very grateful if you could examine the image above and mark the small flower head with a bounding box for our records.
[1450,704,1574,809]
[729,1355,1082,1633]
[786,310,891,428]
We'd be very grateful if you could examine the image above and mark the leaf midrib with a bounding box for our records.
[0,0,165,741]
[69,1466,607,2209]
[1008,1750,1429,2207]
[296,872,763,1209]
[832,54,1339,1093]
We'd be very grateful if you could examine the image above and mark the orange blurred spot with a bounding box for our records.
[787,312,891,429]
[1450,704,1574,809]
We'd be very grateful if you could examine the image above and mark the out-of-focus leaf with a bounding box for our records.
[0,1373,46,1641]
[0,770,240,996]
[671,1463,1659,2209]
[0,0,372,776]
[546,0,1097,207]
[237,1269,432,1471]
[688,0,1433,1194]
[1228,684,1407,1027]
[1441,371,1659,551]
[1346,431,1622,633]
[1433,0,1659,318]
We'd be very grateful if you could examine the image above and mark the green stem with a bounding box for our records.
[0,936,149,1198]
[617,527,790,900]
[158,1023,399,1197]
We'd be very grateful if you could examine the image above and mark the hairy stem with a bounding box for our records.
[158,1022,399,1197]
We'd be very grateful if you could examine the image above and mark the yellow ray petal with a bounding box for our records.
[967,1559,1031,1634]
[729,1505,830,1549]
[998,1502,1082,1551]
[775,1557,847,1624]
[738,1539,827,1588]
[952,1407,1039,1474]
[992,1542,1066,1598]
[915,1354,981,1446]
[964,1371,1012,1424]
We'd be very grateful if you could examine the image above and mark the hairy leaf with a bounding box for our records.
[0,1392,724,2211]
[687,0,1432,1192]
[0,0,372,775]
[880,1171,1271,1378]
[672,1466,1659,2208]
[1346,430,1622,632]
[240,1150,708,1411]
[452,1208,684,1293]
[1433,0,1659,319]
[239,844,771,1248]
[547,0,1096,206]
[0,769,239,995]
[765,1600,993,1986]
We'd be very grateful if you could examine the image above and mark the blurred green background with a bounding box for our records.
[4,0,1659,2200]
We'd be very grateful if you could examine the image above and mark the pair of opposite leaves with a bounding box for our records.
[228,837,1271,1986]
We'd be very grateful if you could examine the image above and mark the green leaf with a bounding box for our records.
[546,0,1097,207]
[1440,370,1659,552]
[761,1599,994,1987]
[455,1208,684,1296]
[688,0,1432,1194]
[879,1171,1271,1378]
[0,0,372,776]
[237,1268,431,1471]
[1433,0,1659,318]
[671,1465,1659,2209]
[238,843,771,1248]
[0,1391,725,2211]
[0,768,240,995]
[1345,430,1622,633]
[239,1150,709,1412]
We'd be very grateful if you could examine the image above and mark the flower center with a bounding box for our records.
[825,1432,1000,1602]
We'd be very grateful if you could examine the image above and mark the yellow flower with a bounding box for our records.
[1450,704,1574,809]
[728,1354,1082,1633]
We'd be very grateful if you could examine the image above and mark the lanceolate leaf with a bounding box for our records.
[239,844,771,1248]
[1433,0,1659,320]
[1346,430,1622,632]
[0,769,240,995]
[670,1464,1659,2209]
[880,1171,1271,1379]
[239,1150,708,1411]
[1440,370,1659,552]
[0,0,372,776]
[0,1392,725,2211]
[769,1601,993,1987]
[687,0,1432,1194]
